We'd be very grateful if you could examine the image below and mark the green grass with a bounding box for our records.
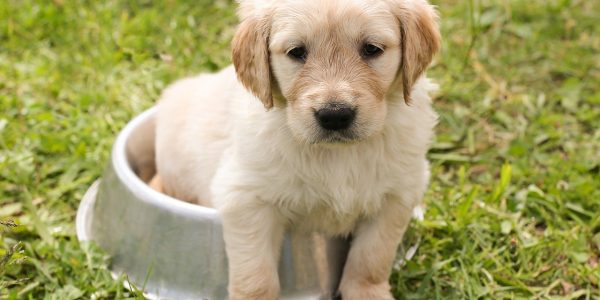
[1,0,598,299]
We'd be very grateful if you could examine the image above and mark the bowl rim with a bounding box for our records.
[112,107,221,220]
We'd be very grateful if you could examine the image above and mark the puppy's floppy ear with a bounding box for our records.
[232,2,273,109]
[391,0,441,102]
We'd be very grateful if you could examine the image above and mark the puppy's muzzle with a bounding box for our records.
[314,103,356,131]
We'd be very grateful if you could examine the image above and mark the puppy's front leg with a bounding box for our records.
[219,199,285,300]
[339,198,415,300]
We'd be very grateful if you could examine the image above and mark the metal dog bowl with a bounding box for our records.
[76,107,350,300]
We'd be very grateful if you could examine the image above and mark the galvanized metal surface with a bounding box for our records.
[75,108,349,300]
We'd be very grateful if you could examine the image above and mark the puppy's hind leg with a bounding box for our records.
[148,174,164,194]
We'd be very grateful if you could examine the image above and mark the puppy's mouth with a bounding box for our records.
[311,129,360,144]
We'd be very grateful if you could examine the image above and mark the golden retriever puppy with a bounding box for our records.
[154,0,440,299]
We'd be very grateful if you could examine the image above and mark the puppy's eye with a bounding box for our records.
[361,43,384,58]
[287,46,307,62]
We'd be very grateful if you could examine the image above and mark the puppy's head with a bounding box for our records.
[232,0,440,144]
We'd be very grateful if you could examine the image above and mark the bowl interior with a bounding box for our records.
[125,109,157,184]
[118,108,217,217]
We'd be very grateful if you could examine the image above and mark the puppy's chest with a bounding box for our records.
[269,148,396,233]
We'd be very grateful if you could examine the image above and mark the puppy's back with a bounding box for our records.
[154,66,240,206]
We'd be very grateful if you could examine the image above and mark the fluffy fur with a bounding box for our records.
[154,0,440,299]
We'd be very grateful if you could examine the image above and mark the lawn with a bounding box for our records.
[1,0,598,299]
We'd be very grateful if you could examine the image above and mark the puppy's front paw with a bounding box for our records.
[229,285,279,300]
[228,273,279,300]
[339,281,394,300]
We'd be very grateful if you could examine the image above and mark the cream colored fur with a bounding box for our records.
[154,0,440,299]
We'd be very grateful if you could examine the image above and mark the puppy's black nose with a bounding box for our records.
[315,103,356,131]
